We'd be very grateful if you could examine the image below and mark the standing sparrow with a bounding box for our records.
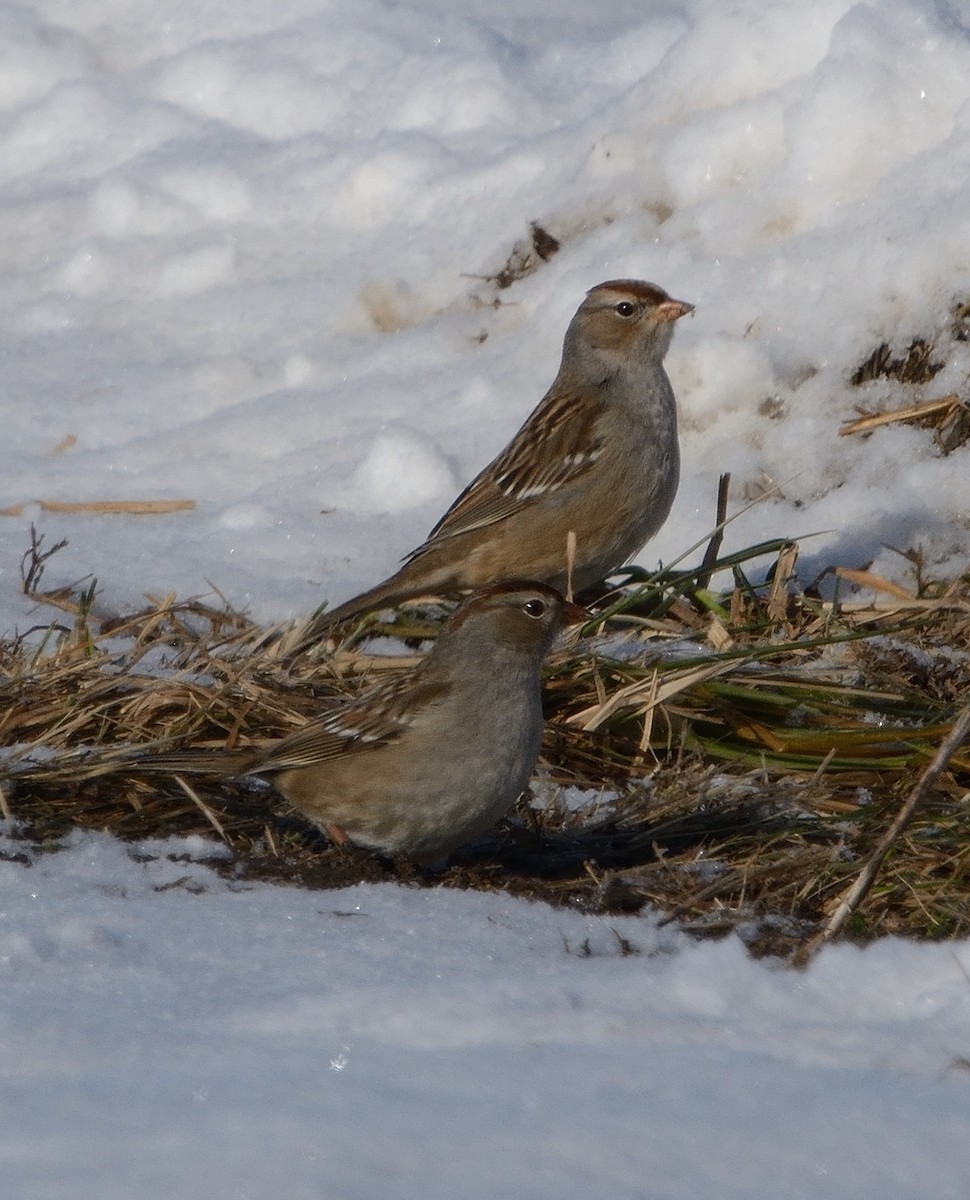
[292,279,692,650]
[139,582,587,864]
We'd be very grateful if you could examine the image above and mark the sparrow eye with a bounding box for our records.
[523,599,547,618]
[615,300,636,317]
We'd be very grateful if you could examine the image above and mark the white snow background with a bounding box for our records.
[2,0,970,1196]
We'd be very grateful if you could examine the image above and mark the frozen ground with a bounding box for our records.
[2,1,970,1195]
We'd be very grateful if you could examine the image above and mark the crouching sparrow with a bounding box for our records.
[139,582,586,864]
[291,279,692,653]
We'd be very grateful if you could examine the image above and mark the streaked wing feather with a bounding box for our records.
[252,673,450,773]
[410,387,606,553]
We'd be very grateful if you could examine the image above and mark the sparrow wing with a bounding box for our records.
[405,386,607,556]
[250,672,449,773]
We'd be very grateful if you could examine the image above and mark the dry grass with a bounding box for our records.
[3,522,969,962]
[843,302,970,454]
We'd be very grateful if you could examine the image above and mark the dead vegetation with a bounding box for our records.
[843,300,970,454]
[477,220,561,291]
[2,518,969,963]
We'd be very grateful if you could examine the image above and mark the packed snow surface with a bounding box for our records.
[2,1,970,1195]
[2,0,968,627]
[2,831,970,1199]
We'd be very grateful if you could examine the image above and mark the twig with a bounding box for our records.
[793,705,970,966]
[20,525,69,595]
[695,473,731,591]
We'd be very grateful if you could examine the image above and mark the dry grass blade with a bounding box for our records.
[568,658,739,732]
[839,394,963,437]
[0,498,196,517]
[834,567,920,602]
[172,775,230,843]
[767,542,799,623]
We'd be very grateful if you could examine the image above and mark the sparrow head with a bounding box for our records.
[443,580,587,664]
[563,279,694,376]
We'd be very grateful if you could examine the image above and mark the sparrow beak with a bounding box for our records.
[562,600,592,625]
[654,298,694,323]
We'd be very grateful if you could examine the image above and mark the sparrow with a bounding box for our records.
[288,278,692,653]
[138,581,587,864]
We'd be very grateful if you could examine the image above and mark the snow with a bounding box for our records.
[2,0,970,1194]
[3,0,969,624]
[2,830,969,1199]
